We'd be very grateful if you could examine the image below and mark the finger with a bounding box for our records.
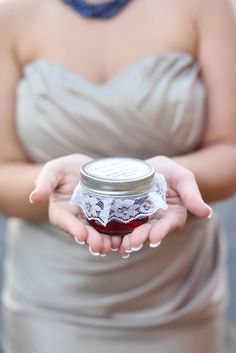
[30,162,64,204]
[49,208,88,242]
[85,226,103,255]
[175,170,212,218]
[119,233,132,256]
[128,223,153,251]
[100,235,112,256]
[110,236,122,252]
[149,211,186,246]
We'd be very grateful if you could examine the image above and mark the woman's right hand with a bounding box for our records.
[29,154,123,256]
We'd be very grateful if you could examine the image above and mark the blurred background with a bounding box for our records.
[0,197,235,352]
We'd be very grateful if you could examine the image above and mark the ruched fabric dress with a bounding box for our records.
[2,53,227,353]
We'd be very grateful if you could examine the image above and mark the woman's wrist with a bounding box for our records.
[0,161,48,220]
[148,143,236,202]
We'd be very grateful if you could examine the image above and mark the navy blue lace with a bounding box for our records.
[63,0,132,19]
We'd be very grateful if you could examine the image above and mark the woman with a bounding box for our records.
[0,0,236,352]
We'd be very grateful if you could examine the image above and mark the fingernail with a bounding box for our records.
[74,237,85,245]
[206,205,213,219]
[89,245,100,256]
[125,248,133,254]
[131,244,143,252]
[149,241,161,248]
[122,254,130,260]
[111,248,119,252]
[100,254,106,257]
[29,190,37,204]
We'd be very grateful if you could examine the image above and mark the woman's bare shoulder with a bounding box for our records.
[0,0,59,18]
[0,0,42,27]
[0,0,61,63]
[192,0,235,22]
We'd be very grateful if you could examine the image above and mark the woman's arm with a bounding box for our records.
[0,2,48,220]
[171,0,236,202]
[173,145,236,202]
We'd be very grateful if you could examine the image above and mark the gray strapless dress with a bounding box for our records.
[2,53,227,353]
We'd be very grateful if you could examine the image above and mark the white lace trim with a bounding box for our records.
[70,173,167,227]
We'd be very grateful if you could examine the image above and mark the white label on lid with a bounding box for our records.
[85,158,152,180]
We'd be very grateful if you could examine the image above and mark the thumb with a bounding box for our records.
[175,170,212,219]
[29,162,64,204]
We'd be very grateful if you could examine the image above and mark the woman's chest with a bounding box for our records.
[22,0,196,85]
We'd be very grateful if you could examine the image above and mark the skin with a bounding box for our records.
[0,0,236,257]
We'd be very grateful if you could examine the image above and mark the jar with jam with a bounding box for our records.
[70,157,167,236]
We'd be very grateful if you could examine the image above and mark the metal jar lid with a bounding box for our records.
[80,157,155,196]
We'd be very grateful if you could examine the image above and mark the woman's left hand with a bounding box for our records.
[119,156,212,257]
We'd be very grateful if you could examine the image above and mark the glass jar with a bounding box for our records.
[78,157,157,235]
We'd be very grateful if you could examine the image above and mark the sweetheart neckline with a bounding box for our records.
[23,51,196,87]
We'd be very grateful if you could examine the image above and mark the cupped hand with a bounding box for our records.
[29,154,122,256]
[119,156,212,257]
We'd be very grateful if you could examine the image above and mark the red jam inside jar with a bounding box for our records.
[88,217,149,236]
[79,157,156,236]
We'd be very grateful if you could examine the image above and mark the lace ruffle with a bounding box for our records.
[70,173,167,226]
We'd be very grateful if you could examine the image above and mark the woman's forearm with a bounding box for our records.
[173,143,236,202]
[0,162,48,220]
[148,143,236,203]
[2,144,235,221]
